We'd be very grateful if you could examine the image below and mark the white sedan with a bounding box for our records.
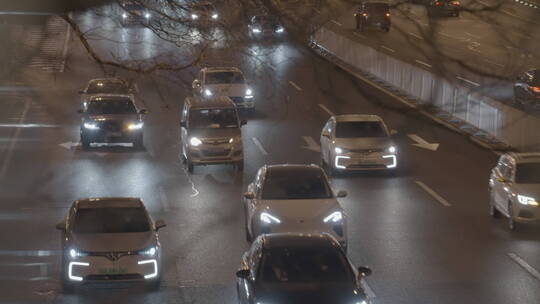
[243,164,348,250]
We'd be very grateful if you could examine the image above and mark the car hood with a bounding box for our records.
[255,282,360,304]
[189,127,241,140]
[87,114,139,123]
[258,198,340,220]
[71,231,155,252]
[334,137,393,151]
[512,184,540,199]
[204,84,248,97]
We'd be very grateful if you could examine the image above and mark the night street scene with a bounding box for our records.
[1,0,540,303]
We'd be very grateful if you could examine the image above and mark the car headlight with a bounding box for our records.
[212,13,218,19]
[122,13,128,19]
[260,212,281,224]
[245,88,253,98]
[191,14,198,19]
[517,195,539,206]
[69,248,87,259]
[355,300,368,304]
[84,122,99,130]
[276,27,284,33]
[335,147,345,154]
[190,137,202,146]
[323,211,343,223]
[387,145,397,153]
[252,28,261,33]
[144,13,151,19]
[204,89,213,96]
[229,138,234,143]
[128,122,144,130]
[139,246,157,257]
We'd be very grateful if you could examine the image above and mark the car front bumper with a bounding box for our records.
[514,204,540,223]
[252,221,347,248]
[82,129,142,144]
[189,145,243,165]
[334,153,397,171]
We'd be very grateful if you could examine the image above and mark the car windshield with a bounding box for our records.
[515,162,540,184]
[205,72,245,84]
[86,81,130,94]
[261,168,333,200]
[259,246,353,284]
[255,16,278,25]
[335,121,387,138]
[193,4,214,11]
[86,99,137,115]
[364,3,389,12]
[189,108,239,129]
[72,207,150,234]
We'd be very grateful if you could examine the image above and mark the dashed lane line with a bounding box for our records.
[318,104,334,116]
[331,20,342,26]
[408,32,423,40]
[252,137,268,155]
[289,80,302,91]
[508,253,540,281]
[0,100,30,180]
[415,59,432,68]
[456,76,480,87]
[380,45,395,53]
[415,181,452,207]
[361,279,376,298]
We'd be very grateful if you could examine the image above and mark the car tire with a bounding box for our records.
[187,160,194,173]
[508,200,516,230]
[133,135,144,150]
[61,260,75,294]
[81,138,90,150]
[489,190,501,218]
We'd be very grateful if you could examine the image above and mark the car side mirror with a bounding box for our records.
[244,191,255,200]
[236,269,250,279]
[240,119,247,126]
[322,131,330,138]
[77,109,84,114]
[155,219,166,230]
[337,190,347,198]
[358,266,372,278]
[180,121,186,128]
[390,129,398,135]
[56,221,65,231]
[139,109,148,114]
[192,79,201,89]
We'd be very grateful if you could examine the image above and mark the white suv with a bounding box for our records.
[192,67,254,111]
[320,114,397,175]
[489,152,540,230]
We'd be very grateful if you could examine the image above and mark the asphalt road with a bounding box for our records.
[0,3,540,304]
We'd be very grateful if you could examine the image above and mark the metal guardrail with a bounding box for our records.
[311,26,540,151]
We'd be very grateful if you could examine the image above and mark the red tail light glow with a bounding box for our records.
[531,86,540,93]
[386,13,390,17]
[435,1,443,6]
[452,1,460,5]
[363,13,368,17]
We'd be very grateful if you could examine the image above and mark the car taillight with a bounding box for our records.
[363,13,368,17]
[452,1,460,5]
[531,86,540,93]
[435,1,443,6]
[386,12,390,17]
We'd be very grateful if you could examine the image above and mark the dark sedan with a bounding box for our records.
[248,15,285,38]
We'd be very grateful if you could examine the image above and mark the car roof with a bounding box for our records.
[261,233,341,249]
[202,67,242,73]
[334,114,383,122]
[362,1,390,4]
[186,96,236,110]
[88,78,128,85]
[507,152,540,163]
[265,163,322,173]
[75,197,144,209]
[88,94,133,102]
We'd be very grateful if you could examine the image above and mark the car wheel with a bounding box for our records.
[187,160,194,173]
[133,135,144,150]
[61,259,75,294]
[81,137,90,150]
[489,190,501,218]
[508,201,516,230]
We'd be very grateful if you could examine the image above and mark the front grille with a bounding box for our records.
[350,148,383,154]
[203,138,229,145]
[86,251,137,261]
[202,149,230,157]
[229,97,244,104]
[85,274,143,281]
[100,121,122,132]
[348,164,386,169]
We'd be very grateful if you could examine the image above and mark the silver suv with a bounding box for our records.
[489,152,540,230]
[180,96,246,173]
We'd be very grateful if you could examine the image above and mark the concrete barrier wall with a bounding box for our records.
[312,27,540,151]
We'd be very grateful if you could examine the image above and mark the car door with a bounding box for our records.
[320,118,334,163]
[502,161,516,215]
[492,157,512,214]
[247,168,264,226]
[180,101,189,158]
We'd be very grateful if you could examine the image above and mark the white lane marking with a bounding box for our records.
[502,9,520,18]
[0,123,59,128]
[508,253,540,281]
[482,58,504,68]
[361,279,376,298]
[456,76,480,87]
[302,136,321,152]
[477,0,490,6]
[289,81,302,91]
[408,134,439,151]
[251,137,268,155]
[331,20,342,26]
[159,186,170,212]
[0,250,59,256]
[438,31,452,38]
[266,62,276,71]
[465,32,481,39]
[353,32,367,39]
[381,45,395,53]
[415,181,451,207]
[0,101,30,179]
[313,8,322,14]
[318,104,334,116]
[59,12,72,73]
[408,32,423,40]
[415,59,432,68]
[0,11,55,15]
[181,164,200,198]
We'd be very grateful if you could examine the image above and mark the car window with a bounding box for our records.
[86,99,137,115]
[72,207,150,234]
[364,3,389,12]
[86,81,130,94]
[258,246,353,284]
[515,163,540,184]
[335,121,387,138]
[205,72,245,84]
[189,108,239,129]
[261,168,333,200]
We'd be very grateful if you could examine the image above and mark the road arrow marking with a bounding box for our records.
[59,142,80,150]
[302,136,320,152]
[407,134,439,151]
[415,181,451,207]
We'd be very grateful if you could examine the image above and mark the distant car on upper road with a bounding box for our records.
[320,114,397,174]
[79,78,134,105]
[426,0,461,17]
[187,1,219,23]
[192,67,255,111]
[248,15,285,38]
[235,233,373,304]
[354,1,391,32]
[514,69,540,107]
[78,95,147,149]
[56,197,166,292]
[489,152,540,230]
[119,0,152,26]
[243,164,348,250]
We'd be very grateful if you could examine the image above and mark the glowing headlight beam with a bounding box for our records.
[190,137,202,146]
[138,259,158,279]
[83,122,99,130]
[68,261,89,281]
[128,122,144,130]
[323,211,343,223]
[517,195,539,206]
[260,212,281,224]
[335,155,350,169]
[382,154,397,168]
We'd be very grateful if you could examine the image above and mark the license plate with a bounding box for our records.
[108,132,122,137]
[357,158,376,164]
[99,267,127,275]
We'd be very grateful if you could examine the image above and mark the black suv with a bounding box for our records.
[514,69,540,107]
[354,1,391,32]
[427,0,461,17]
[236,233,372,304]
[78,95,147,149]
